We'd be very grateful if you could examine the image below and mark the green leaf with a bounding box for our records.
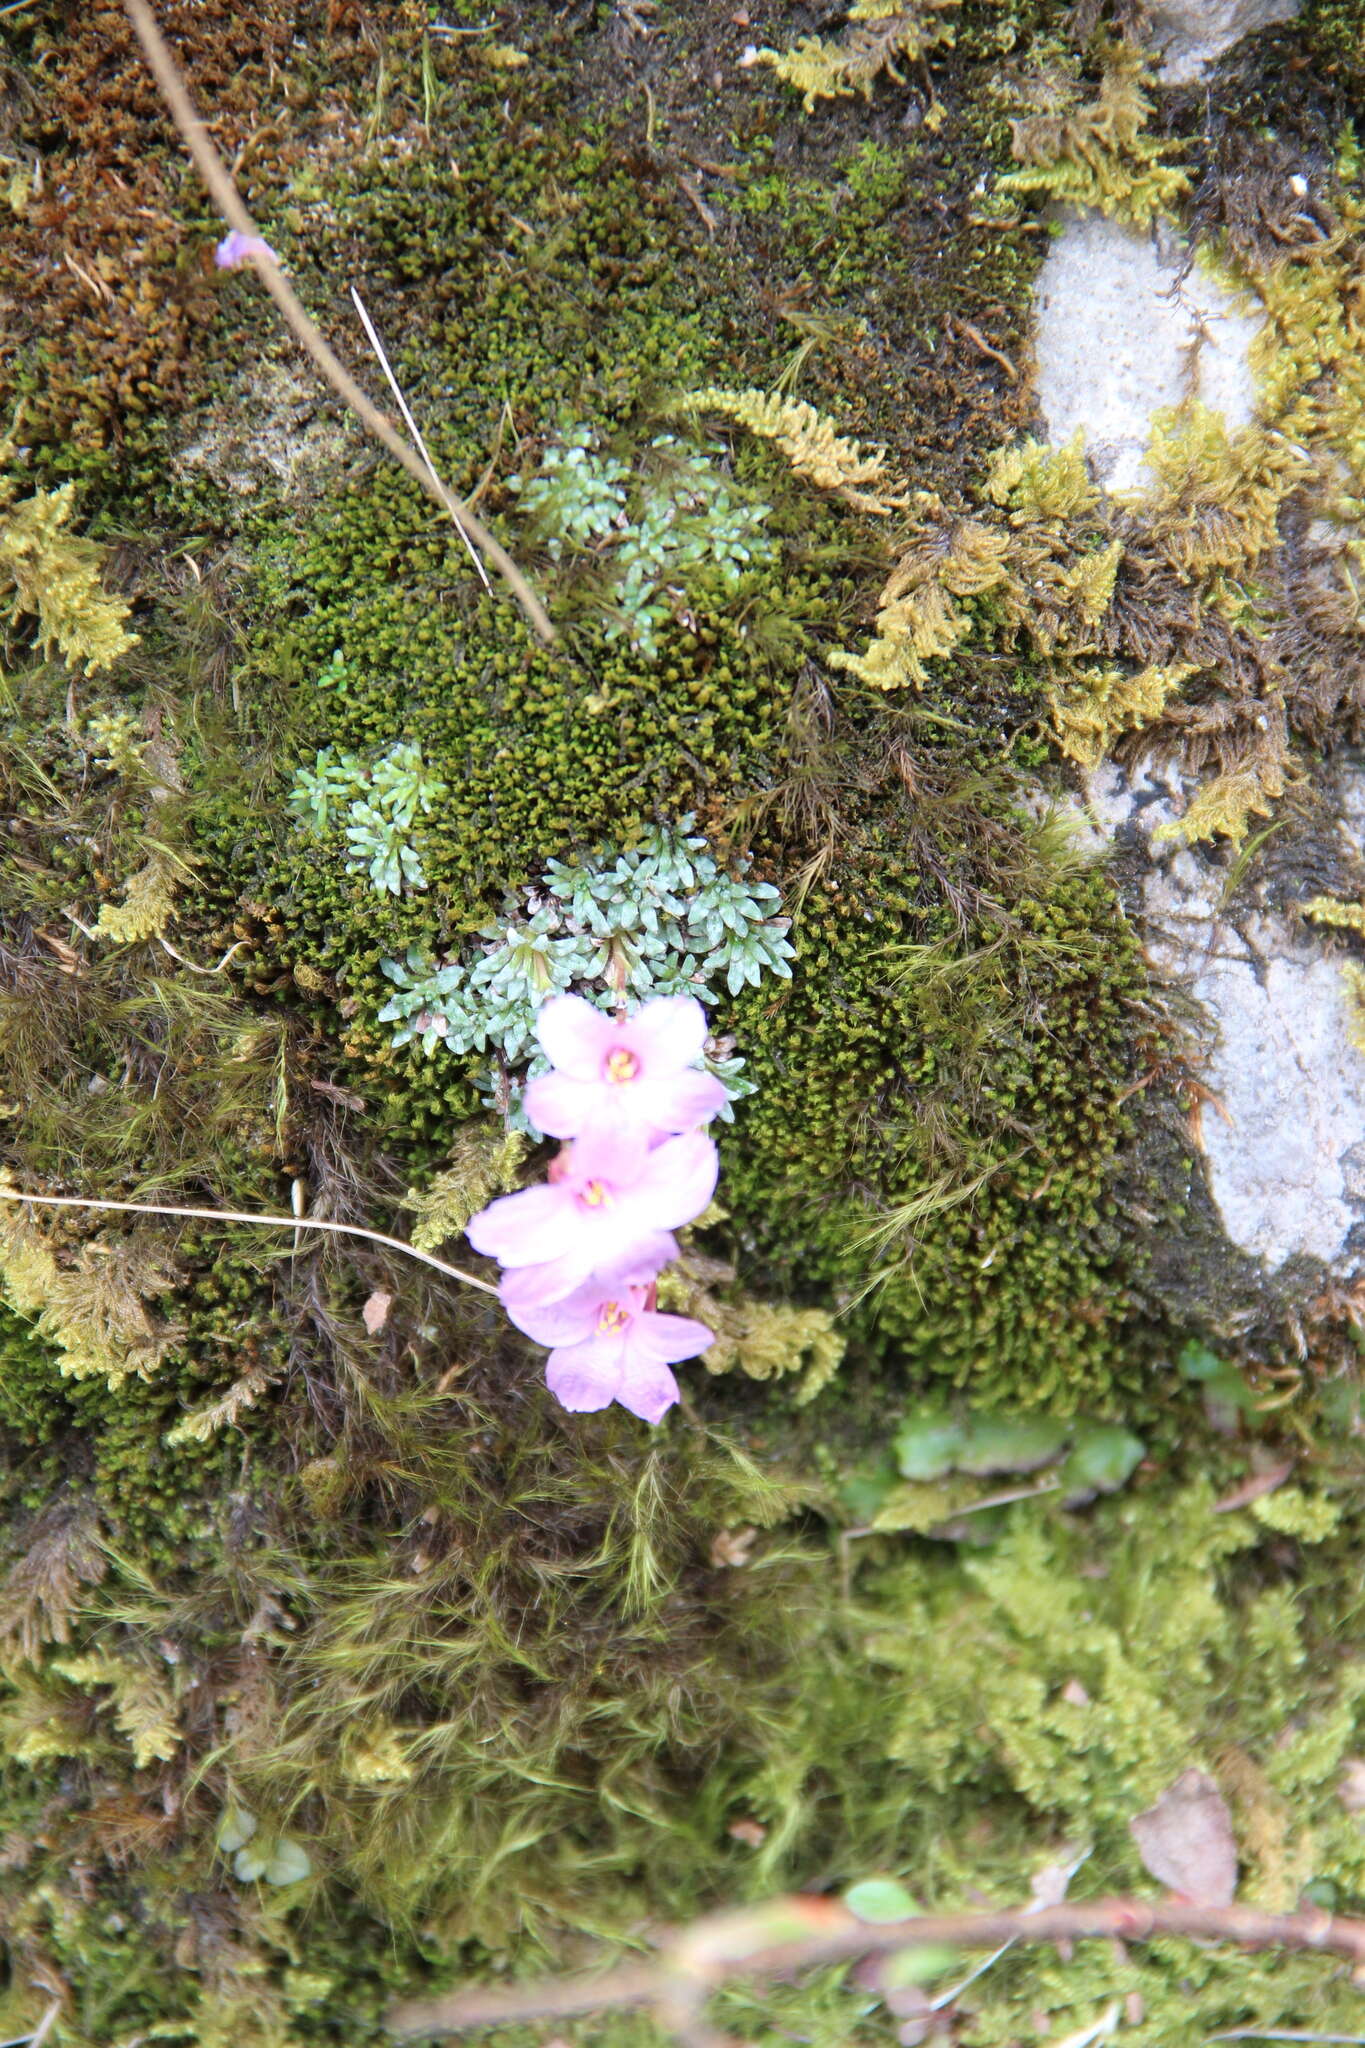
[878,1943,960,1987]
[262,1837,313,1886]
[216,1802,256,1854]
[1177,1339,1256,1429]
[1177,1340,1229,1384]
[871,1480,971,1535]
[1321,1378,1363,1428]
[893,1408,966,1481]
[840,1455,896,1524]
[956,1413,1067,1476]
[1059,1424,1145,1497]
[234,1834,313,1886]
[233,1841,272,1882]
[845,1877,918,1924]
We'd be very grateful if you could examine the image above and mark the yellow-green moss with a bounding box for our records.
[996,40,1191,228]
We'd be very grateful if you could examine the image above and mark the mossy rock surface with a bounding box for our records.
[3,0,1365,2043]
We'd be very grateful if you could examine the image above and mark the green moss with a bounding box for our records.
[995,39,1192,228]
[5,1451,1365,2044]
[7,7,1365,2046]
[721,801,1142,1408]
[1303,0,1365,83]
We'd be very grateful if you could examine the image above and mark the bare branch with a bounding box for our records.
[120,0,554,644]
[386,1893,1365,2041]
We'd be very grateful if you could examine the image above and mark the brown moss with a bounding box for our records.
[0,0,414,474]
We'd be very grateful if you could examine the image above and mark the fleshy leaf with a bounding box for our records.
[844,1877,918,1923]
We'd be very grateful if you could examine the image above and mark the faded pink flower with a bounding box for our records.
[465,1125,717,1306]
[524,993,727,1142]
[499,1230,676,1318]
[215,230,279,269]
[505,1279,713,1424]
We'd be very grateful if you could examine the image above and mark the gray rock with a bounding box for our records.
[1086,762,1365,1272]
[1032,212,1262,496]
[1144,0,1301,83]
[174,361,350,499]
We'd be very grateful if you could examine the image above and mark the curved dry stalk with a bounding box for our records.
[0,1187,497,1295]
[120,0,554,644]
[386,1892,1365,2040]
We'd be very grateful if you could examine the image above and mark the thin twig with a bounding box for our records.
[386,1894,1365,2041]
[0,2001,63,2048]
[0,1188,497,1295]
[676,174,717,236]
[348,284,490,593]
[949,314,1019,383]
[119,0,553,643]
[157,935,251,975]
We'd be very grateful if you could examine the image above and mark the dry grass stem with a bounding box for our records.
[0,1188,498,1295]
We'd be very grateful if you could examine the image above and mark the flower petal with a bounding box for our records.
[465,1184,576,1267]
[628,1310,715,1367]
[632,1131,719,1230]
[215,230,278,269]
[499,1253,592,1309]
[536,994,616,1079]
[501,1233,678,1311]
[622,995,707,1076]
[633,1068,729,1135]
[501,1277,604,1346]
[614,1356,681,1425]
[522,1070,598,1138]
[545,1338,623,1413]
[566,1122,651,1190]
[601,1236,681,1284]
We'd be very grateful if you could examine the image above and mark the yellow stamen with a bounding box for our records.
[605,1047,639,1084]
[596,1301,629,1334]
[581,1179,612,1208]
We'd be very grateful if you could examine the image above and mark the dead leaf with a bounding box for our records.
[1339,1758,1365,1813]
[1129,1768,1238,1904]
[727,1817,767,1847]
[1213,1458,1295,1513]
[309,1077,365,1111]
[362,1290,394,1335]
[1029,1844,1090,1910]
[241,1594,296,1647]
[1049,2001,1120,2048]
[35,928,84,972]
[709,1526,758,1568]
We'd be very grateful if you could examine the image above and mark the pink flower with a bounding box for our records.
[499,1231,678,1317]
[466,1125,717,1306]
[215,230,279,269]
[524,993,727,1142]
[505,1280,714,1424]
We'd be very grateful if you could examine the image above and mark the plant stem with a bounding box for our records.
[386,1893,1365,2041]
[0,1188,497,1295]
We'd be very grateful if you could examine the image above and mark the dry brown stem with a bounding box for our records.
[120,0,554,643]
[0,1188,497,1296]
[386,1892,1365,2040]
